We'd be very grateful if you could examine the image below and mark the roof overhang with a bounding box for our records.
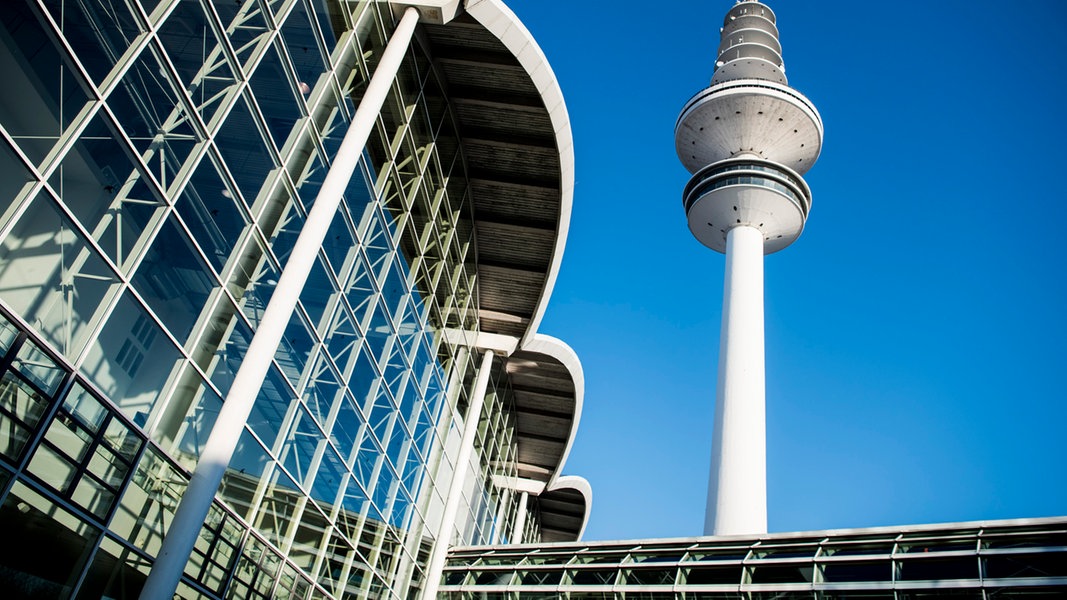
[538,475,591,543]
[507,334,583,486]
[418,0,574,346]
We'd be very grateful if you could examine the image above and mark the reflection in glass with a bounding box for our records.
[0,481,102,597]
[0,192,121,360]
[80,290,181,428]
[132,215,218,345]
[0,3,94,167]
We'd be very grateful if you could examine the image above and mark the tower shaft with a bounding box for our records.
[706,225,767,535]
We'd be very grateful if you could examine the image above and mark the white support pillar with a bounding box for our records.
[138,8,422,599]
[511,491,529,543]
[421,349,495,599]
[705,225,767,536]
[490,487,512,545]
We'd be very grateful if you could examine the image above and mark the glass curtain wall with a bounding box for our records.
[0,0,527,598]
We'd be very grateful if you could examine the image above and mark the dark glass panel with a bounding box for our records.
[0,137,35,233]
[278,0,328,94]
[132,215,217,344]
[155,0,238,128]
[280,405,320,486]
[174,152,250,274]
[0,3,93,167]
[41,0,143,85]
[984,552,1067,578]
[984,533,1067,549]
[75,535,151,599]
[246,365,293,451]
[748,562,814,584]
[569,568,617,585]
[0,481,101,598]
[898,556,980,581]
[214,96,277,209]
[519,570,563,585]
[821,560,892,582]
[247,41,302,152]
[212,0,271,71]
[685,565,743,585]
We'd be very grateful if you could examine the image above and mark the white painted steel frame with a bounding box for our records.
[138,7,422,598]
[422,348,496,600]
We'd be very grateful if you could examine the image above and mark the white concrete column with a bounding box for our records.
[705,224,767,536]
[489,487,512,544]
[421,349,495,599]
[511,491,529,543]
[138,8,422,599]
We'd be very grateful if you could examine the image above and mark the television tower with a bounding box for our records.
[675,0,823,536]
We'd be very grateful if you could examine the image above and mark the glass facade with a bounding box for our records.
[441,518,1067,599]
[0,0,584,598]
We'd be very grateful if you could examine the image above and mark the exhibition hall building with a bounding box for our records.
[0,0,1062,599]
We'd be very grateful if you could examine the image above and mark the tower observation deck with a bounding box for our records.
[675,0,823,536]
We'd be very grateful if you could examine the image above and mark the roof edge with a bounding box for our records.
[463,0,575,347]
[518,333,584,485]
[545,475,592,541]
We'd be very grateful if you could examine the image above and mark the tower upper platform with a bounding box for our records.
[675,0,823,253]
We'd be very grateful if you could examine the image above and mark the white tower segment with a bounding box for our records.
[674,0,823,536]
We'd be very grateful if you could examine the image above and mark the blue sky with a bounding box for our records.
[507,1,1067,541]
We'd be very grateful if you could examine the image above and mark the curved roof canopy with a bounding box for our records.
[538,476,591,542]
[419,1,574,346]
[393,0,585,541]
[418,0,585,541]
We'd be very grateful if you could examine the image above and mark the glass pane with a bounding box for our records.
[278,0,328,96]
[247,41,302,153]
[0,192,121,360]
[280,405,322,487]
[76,535,152,599]
[231,235,279,329]
[79,290,182,428]
[0,3,94,167]
[42,0,144,86]
[247,365,294,449]
[213,0,272,71]
[175,152,251,274]
[311,445,344,508]
[0,481,101,597]
[247,464,300,547]
[131,215,218,344]
[47,110,166,272]
[304,353,341,428]
[324,303,360,380]
[215,96,277,209]
[0,136,36,235]
[12,338,65,396]
[156,0,239,129]
[195,301,252,397]
[106,44,201,190]
[63,382,107,432]
[160,365,222,470]
[111,446,188,558]
[0,371,52,463]
[299,258,334,331]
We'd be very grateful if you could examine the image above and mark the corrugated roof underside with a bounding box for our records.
[507,351,575,482]
[423,14,562,339]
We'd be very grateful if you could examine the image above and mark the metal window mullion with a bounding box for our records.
[0,125,48,243]
[29,0,106,101]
